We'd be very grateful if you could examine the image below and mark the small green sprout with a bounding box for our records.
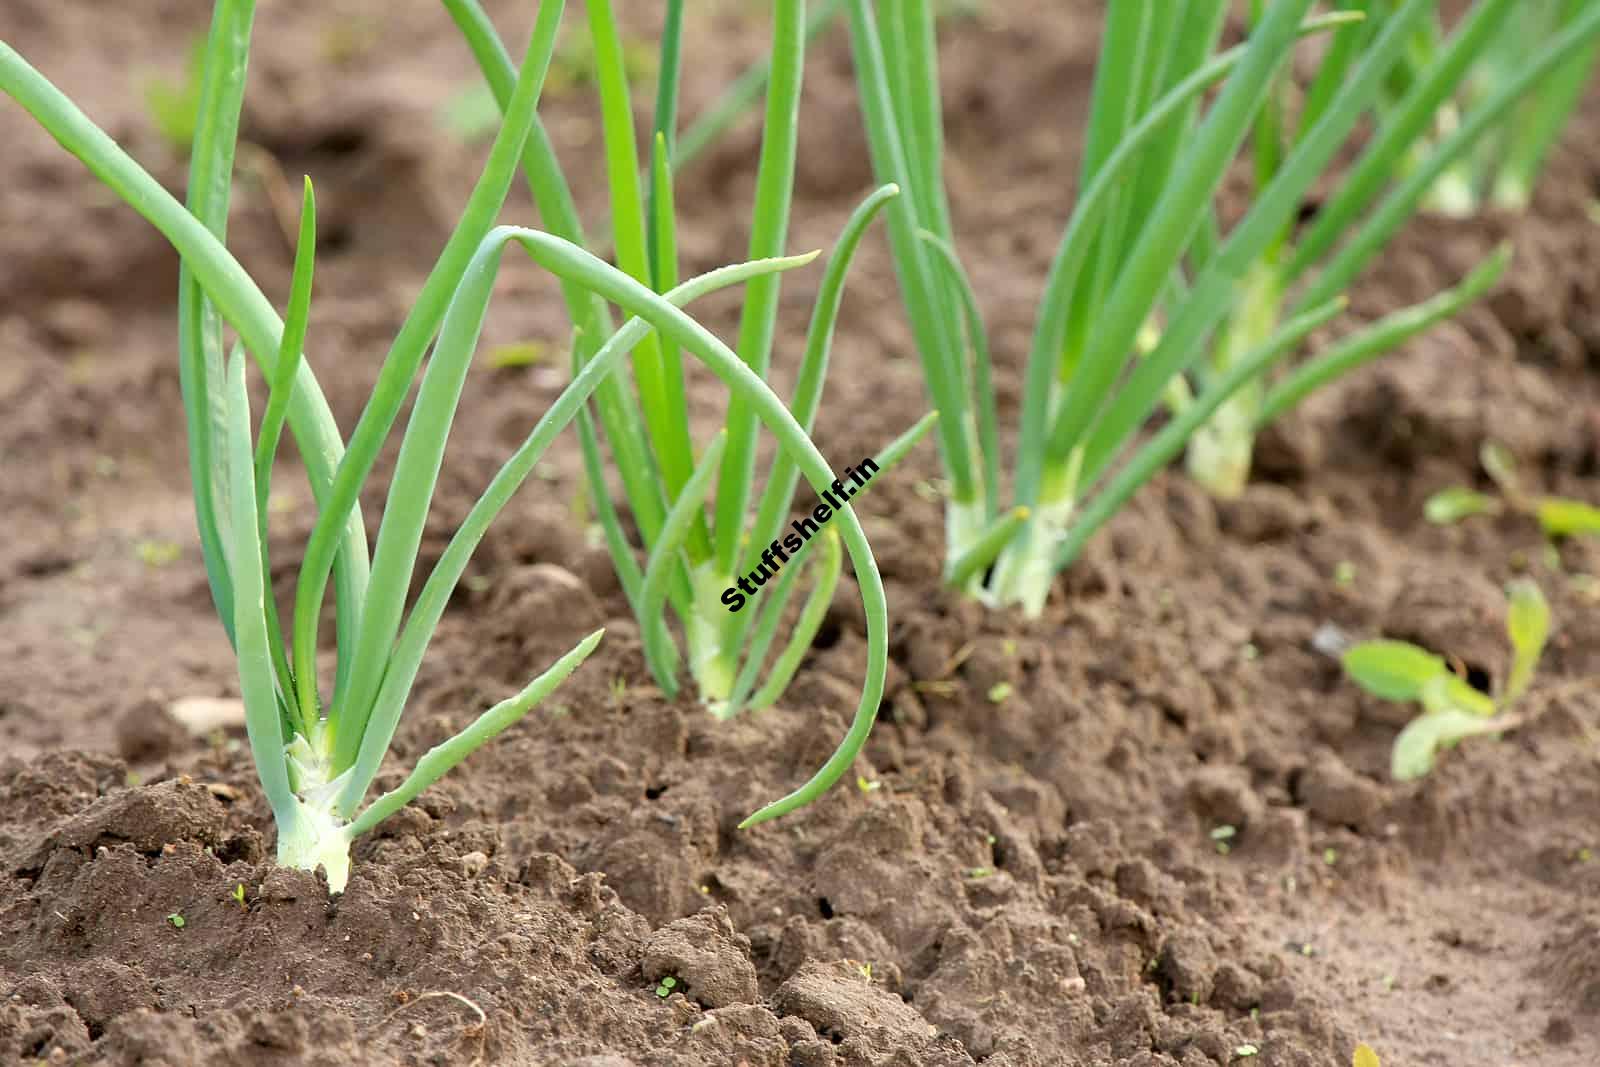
[166,912,186,929]
[486,341,551,369]
[231,882,246,908]
[318,18,380,65]
[1423,486,1501,525]
[654,976,678,998]
[1342,578,1551,779]
[1234,1045,1260,1059]
[142,39,205,150]
[856,775,881,794]
[1211,824,1237,855]
[136,540,182,568]
[1426,440,1600,539]
[966,866,993,880]
[1354,1043,1382,1067]
[1334,560,1357,588]
[986,682,1013,704]
[1323,847,1339,867]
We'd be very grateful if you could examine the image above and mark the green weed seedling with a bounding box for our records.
[2,0,885,884]
[1427,440,1600,539]
[845,0,1600,615]
[444,0,935,825]
[142,38,205,150]
[1342,578,1551,779]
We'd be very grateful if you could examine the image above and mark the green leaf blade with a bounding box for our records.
[1424,487,1501,526]
[1504,579,1550,704]
[1342,640,1448,702]
[1391,708,1497,781]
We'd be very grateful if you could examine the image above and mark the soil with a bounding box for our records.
[4,2,1600,1065]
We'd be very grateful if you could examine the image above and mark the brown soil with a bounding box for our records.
[5,2,1600,1065]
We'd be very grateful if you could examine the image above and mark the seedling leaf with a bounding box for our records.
[1535,497,1600,538]
[1391,708,1498,780]
[1419,672,1495,718]
[1424,486,1501,525]
[1342,640,1448,702]
[1504,578,1549,704]
[1480,440,1521,497]
[1353,1043,1381,1067]
[487,341,550,369]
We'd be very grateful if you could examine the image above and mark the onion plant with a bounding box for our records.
[1369,0,1600,214]
[847,0,1600,616]
[442,0,933,733]
[1182,0,1575,499]
[0,0,900,886]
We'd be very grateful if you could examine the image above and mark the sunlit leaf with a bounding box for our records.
[1423,486,1500,525]
[1504,578,1549,704]
[1391,708,1498,780]
[1353,1043,1381,1067]
[1419,672,1496,717]
[1535,496,1600,538]
[487,341,551,369]
[1480,440,1521,496]
[1342,640,1448,702]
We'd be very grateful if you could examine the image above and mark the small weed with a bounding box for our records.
[1341,578,1550,779]
[486,341,551,370]
[165,912,186,929]
[1427,440,1600,539]
[141,39,204,150]
[136,540,181,568]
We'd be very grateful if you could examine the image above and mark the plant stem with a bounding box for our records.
[1185,261,1282,499]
